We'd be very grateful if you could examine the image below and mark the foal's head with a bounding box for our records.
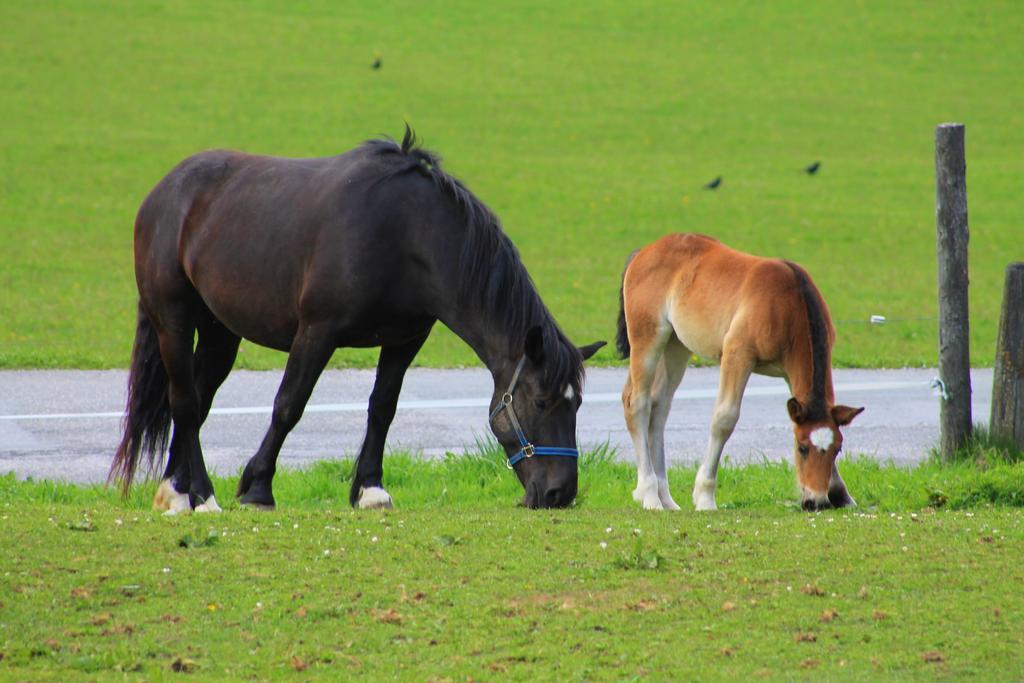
[489,327,604,509]
[787,399,864,511]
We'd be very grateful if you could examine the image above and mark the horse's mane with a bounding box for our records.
[784,261,831,421]
[362,126,583,394]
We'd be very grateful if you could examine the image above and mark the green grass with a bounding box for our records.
[2,1,1022,369]
[935,423,1024,468]
[5,447,1024,512]
[2,452,1023,680]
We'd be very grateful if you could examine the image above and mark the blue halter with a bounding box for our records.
[489,356,580,469]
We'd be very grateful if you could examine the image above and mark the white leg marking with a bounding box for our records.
[657,478,680,511]
[828,466,857,507]
[648,346,688,513]
[692,469,718,511]
[632,475,664,510]
[357,486,394,510]
[155,478,191,515]
[624,321,677,511]
[692,353,750,512]
[194,495,222,513]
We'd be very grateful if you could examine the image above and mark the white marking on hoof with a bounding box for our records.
[357,486,393,510]
[633,479,664,510]
[658,479,681,511]
[692,473,717,511]
[810,427,834,451]
[154,479,191,515]
[194,495,222,513]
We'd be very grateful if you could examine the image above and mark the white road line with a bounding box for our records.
[0,380,930,422]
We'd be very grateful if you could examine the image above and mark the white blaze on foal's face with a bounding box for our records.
[563,385,575,401]
[810,427,834,452]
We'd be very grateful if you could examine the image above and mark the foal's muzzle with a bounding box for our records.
[801,494,833,512]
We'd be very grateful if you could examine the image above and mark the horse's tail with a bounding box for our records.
[348,466,361,508]
[109,302,171,496]
[616,250,639,359]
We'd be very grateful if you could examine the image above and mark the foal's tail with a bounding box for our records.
[109,302,171,496]
[615,250,639,359]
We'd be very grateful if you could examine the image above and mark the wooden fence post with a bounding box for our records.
[990,263,1024,448]
[935,123,972,460]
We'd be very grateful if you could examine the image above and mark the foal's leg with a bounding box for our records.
[827,463,857,508]
[647,340,691,510]
[237,323,335,509]
[693,343,753,511]
[623,325,672,510]
[350,333,431,509]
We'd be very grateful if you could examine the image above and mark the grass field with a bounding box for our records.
[1,1,1022,369]
[3,452,1024,680]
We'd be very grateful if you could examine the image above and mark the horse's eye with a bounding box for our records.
[798,445,810,457]
[534,399,548,410]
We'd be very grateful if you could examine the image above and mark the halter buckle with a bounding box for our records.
[521,444,535,458]
[501,392,513,406]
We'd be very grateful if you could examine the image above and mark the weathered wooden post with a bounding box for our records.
[935,123,972,460]
[990,263,1024,448]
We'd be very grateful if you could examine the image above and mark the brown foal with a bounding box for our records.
[617,234,863,511]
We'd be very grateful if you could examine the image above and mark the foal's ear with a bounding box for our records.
[578,340,606,361]
[786,398,806,424]
[832,405,865,427]
[524,326,545,364]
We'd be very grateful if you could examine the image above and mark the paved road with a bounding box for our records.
[0,367,992,483]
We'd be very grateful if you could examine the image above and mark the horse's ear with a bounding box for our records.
[578,340,606,361]
[786,398,806,424]
[832,405,864,427]
[524,326,545,364]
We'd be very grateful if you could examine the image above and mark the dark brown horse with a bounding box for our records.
[110,128,604,513]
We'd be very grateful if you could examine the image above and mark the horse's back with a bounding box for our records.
[132,144,448,350]
[625,233,808,362]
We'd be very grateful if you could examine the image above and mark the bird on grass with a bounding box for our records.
[704,176,722,190]
[805,161,821,175]
[372,57,382,70]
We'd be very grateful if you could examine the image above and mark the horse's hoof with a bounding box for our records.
[194,496,222,513]
[237,479,275,510]
[238,491,276,510]
[640,495,665,510]
[692,474,717,511]
[239,501,276,511]
[154,479,191,514]
[658,481,680,510]
[357,486,394,510]
[693,490,718,511]
[829,487,857,508]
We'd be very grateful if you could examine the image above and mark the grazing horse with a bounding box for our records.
[617,234,863,511]
[110,127,604,513]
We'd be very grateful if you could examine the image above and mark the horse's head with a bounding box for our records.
[489,327,605,509]
[787,399,864,511]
